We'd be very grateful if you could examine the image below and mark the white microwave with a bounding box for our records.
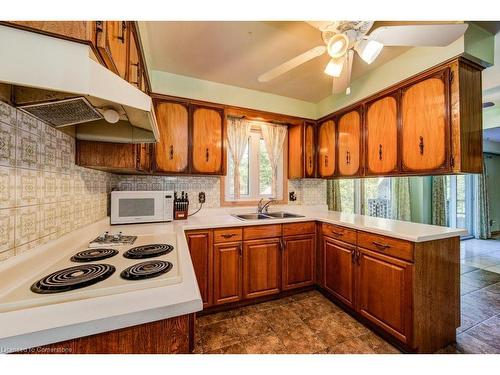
[110,191,174,224]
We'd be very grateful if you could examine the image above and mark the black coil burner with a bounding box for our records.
[70,248,118,262]
[120,260,173,280]
[31,264,115,294]
[123,244,173,259]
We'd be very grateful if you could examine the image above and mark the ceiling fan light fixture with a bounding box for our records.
[327,33,349,58]
[356,39,384,64]
[324,57,345,77]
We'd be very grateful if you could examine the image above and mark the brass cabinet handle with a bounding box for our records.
[221,233,236,239]
[238,243,242,256]
[346,150,351,165]
[205,148,209,162]
[372,241,390,250]
[379,144,383,160]
[169,145,174,160]
[330,231,343,237]
[96,21,104,33]
[324,155,328,167]
[280,238,285,252]
[419,136,424,155]
[356,249,361,265]
[351,249,356,264]
[118,21,127,43]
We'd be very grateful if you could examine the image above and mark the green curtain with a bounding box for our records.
[431,176,448,226]
[327,179,341,211]
[478,161,491,239]
[391,177,411,221]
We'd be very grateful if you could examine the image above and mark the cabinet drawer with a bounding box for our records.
[283,221,315,236]
[213,228,243,243]
[243,225,282,240]
[321,223,357,245]
[358,231,414,262]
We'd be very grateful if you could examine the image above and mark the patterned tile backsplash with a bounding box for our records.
[0,100,113,262]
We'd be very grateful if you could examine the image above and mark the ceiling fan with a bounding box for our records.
[257,21,469,95]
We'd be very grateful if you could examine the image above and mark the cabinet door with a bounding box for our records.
[127,28,142,90]
[338,110,361,176]
[191,106,224,174]
[357,247,413,344]
[96,21,129,80]
[323,237,355,308]
[186,230,213,308]
[5,21,94,42]
[401,71,449,172]
[317,119,336,178]
[282,235,315,290]
[243,238,281,299]
[153,101,189,173]
[136,144,151,173]
[76,140,137,172]
[213,242,242,305]
[366,95,398,175]
[287,123,304,179]
[304,122,316,178]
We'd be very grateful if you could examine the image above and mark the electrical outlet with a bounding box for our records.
[198,192,206,204]
[289,191,297,202]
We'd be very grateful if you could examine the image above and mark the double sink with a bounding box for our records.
[233,212,305,221]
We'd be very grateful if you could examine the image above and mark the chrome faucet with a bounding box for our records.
[257,198,275,214]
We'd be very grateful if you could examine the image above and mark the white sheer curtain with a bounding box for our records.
[226,117,251,199]
[260,123,287,198]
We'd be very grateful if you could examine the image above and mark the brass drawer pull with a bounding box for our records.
[221,233,236,239]
[330,230,343,237]
[372,241,390,249]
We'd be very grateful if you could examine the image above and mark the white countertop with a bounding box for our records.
[0,204,465,352]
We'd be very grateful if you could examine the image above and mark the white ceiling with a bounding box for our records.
[141,21,409,102]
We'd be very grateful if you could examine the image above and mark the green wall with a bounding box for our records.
[409,176,432,224]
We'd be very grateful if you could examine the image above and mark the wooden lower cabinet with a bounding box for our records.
[356,247,413,344]
[20,314,194,354]
[186,230,213,308]
[213,242,242,305]
[242,238,281,299]
[323,237,355,309]
[282,234,315,290]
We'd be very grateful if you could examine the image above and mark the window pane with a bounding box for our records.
[456,175,466,229]
[227,143,249,197]
[339,179,355,214]
[364,178,392,218]
[259,138,272,195]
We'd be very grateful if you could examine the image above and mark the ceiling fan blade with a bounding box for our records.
[306,21,334,32]
[258,46,326,82]
[368,24,468,47]
[332,50,354,94]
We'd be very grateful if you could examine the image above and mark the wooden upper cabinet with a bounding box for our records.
[365,95,399,175]
[304,122,316,178]
[356,247,413,344]
[287,124,303,179]
[191,105,224,175]
[213,242,242,305]
[242,238,281,299]
[323,237,355,308]
[282,234,315,291]
[186,230,213,308]
[337,109,361,176]
[401,70,450,172]
[4,21,95,43]
[96,21,129,80]
[153,101,189,174]
[127,27,142,90]
[317,119,336,178]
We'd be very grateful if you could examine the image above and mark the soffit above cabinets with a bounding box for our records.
[140,21,410,102]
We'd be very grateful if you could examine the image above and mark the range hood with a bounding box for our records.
[0,25,159,143]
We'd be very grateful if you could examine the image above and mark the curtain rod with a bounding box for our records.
[227,115,288,126]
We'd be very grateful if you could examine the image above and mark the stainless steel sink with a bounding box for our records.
[233,213,272,221]
[265,212,305,219]
[233,212,305,221]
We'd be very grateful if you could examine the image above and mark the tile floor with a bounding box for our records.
[461,239,500,274]
[195,275,500,354]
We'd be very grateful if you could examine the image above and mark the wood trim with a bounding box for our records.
[130,21,152,93]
